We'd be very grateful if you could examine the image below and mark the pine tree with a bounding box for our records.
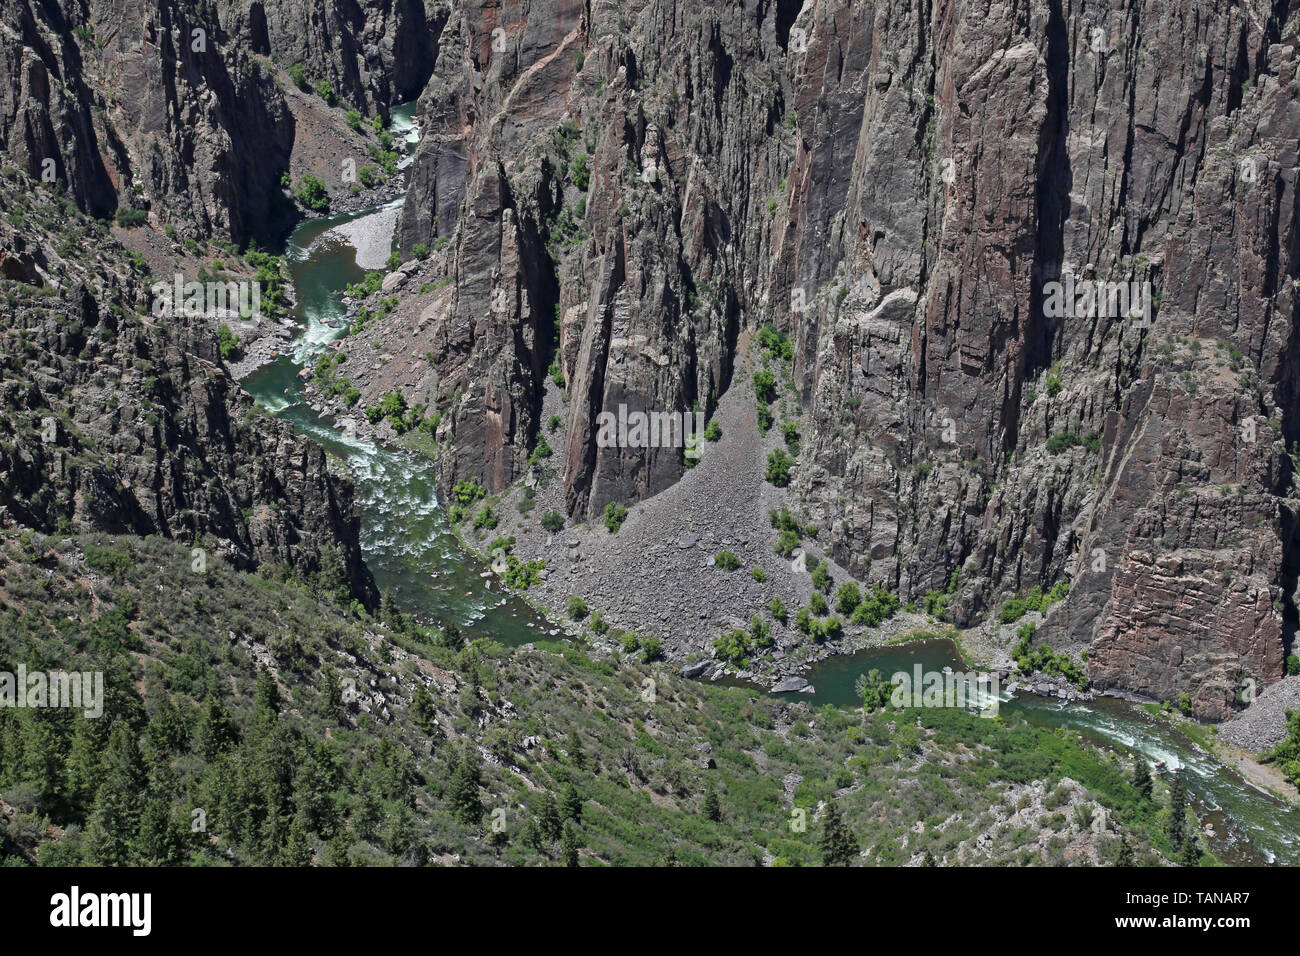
[701,787,722,822]
[447,745,483,826]
[1131,758,1153,800]
[277,819,314,866]
[194,694,239,760]
[381,590,407,633]
[537,792,561,842]
[561,822,580,867]
[922,849,937,867]
[253,666,282,717]
[568,730,586,770]
[318,663,344,724]
[818,799,859,866]
[322,831,353,867]
[1179,835,1200,867]
[559,782,583,824]
[1167,771,1188,849]
[1115,836,1135,866]
[315,544,352,604]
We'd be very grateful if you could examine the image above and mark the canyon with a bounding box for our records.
[3,0,1298,723]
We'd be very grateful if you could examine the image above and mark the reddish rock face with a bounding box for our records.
[12,0,1296,714]
[377,0,1300,715]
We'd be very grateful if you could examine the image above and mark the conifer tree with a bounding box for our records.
[818,799,859,866]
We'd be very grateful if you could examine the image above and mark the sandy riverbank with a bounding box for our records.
[322,202,402,271]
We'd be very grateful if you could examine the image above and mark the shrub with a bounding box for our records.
[216,325,239,360]
[453,479,486,505]
[751,567,766,583]
[714,551,741,571]
[85,545,132,580]
[567,596,589,621]
[294,176,329,212]
[714,629,751,665]
[774,529,800,558]
[852,586,900,627]
[835,582,861,615]
[766,449,795,487]
[528,435,552,466]
[809,592,829,616]
[540,511,565,533]
[603,501,628,533]
[412,242,429,259]
[288,62,309,90]
[922,589,948,620]
[758,324,794,361]
[811,563,831,593]
[752,368,777,404]
[315,79,336,104]
[768,597,787,623]
[704,419,722,441]
[115,207,147,228]
[639,636,662,663]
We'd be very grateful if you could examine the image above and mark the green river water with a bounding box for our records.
[236,103,1297,867]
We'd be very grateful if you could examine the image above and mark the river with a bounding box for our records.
[236,102,1297,867]
[776,639,1298,865]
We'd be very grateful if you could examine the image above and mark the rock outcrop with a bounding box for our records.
[0,169,376,607]
[4,0,1298,717]
[378,0,1300,717]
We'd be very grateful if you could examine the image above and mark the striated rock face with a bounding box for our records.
[375,0,1300,716]
[0,0,440,245]
[0,173,377,607]
[6,0,1296,715]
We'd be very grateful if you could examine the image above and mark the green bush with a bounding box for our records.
[216,325,239,360]
[766,450,794,487]
[714,550,741,571]
[567,596,589,621]
[811,563,831,593]
[752,368,777,404]
[603,502,628,533]
[294,175,329,212]
[541,511,565,533]
[453,479,486,505]
[84,545,133,580]
[852,586,900,628]
[288,62,309,90]
[835,582,861,615]
[114,207,147,228]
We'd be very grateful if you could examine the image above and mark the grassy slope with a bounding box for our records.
[0,529,1176,866]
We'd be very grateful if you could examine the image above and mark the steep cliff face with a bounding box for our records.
[3,0,1294,715]
[0,0,440,245]
[381,0,1300,716]
[0,169,377,606]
